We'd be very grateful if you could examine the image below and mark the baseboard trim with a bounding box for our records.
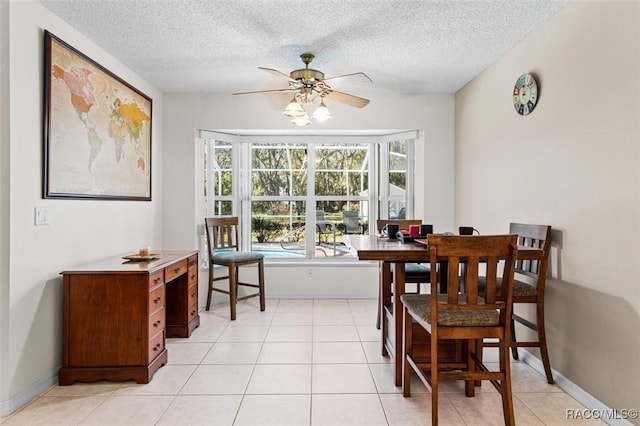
[521,351,633,426]
[0,370,58,417]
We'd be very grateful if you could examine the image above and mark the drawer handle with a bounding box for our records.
[174,267,181,273]
[154,277,162,284]
[191,292,196,298]
[190,274,196,280]
[153,297,161,304]
[152,343,161,352]
[190,310,196,317]
[153,320,161,328]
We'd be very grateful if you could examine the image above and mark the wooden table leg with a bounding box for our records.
[393,263,405,386]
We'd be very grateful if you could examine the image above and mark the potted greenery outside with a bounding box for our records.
[252,216,267,243]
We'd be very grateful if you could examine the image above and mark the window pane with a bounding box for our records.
[213,171,232,196]
[213,200,233,216]
[212,141,232,196]
[252,201,306,258]
[252,171,307,196]
[388,200,406,219]
[315,144,369,196]
[389,140,407,190]
[315,202,358,258]
[252,143,307,196]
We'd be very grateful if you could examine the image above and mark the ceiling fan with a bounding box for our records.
[233,53,372,126]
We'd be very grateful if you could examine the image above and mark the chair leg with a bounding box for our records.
[499,336,516,426]
[465,339,484,397]
[474,338,484,387]
[206,262,214,311]
[464,340,475,397]
[431,334,439,426]
[376,275,382,330]
[536,302,554,384]
[402,306,413,397]
[510,317,519,360]
[432,372,439,425]
[258,259,266,312]
[229,265,238,321]
[379,262,391,356]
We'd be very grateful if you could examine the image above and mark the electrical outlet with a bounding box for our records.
[35,207,49,226]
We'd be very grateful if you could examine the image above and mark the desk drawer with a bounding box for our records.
[149,285,165,314]
[165,259,188,282]
[188,282,198,307]
[188,266,198,286]
[148,307,165,337]
[148,332,164,363]
[188,254,198,268]
[188,303,198,323]
[149,271,164,289]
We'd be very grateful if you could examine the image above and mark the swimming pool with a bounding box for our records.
[252,248,305,258]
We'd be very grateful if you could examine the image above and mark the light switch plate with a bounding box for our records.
[35,207,49,226]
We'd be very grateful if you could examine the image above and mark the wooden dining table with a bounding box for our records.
[344,234,545,387]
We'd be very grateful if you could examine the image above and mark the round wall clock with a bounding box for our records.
[513,73,539,115]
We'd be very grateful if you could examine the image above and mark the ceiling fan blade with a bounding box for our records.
[233,88,295,95]
[323,72,372,86]
[326,90,370,108]
[258,67,293,80]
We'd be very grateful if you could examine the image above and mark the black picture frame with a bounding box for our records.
[43,30,152,200]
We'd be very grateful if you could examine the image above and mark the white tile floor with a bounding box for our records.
[1,298,604,425]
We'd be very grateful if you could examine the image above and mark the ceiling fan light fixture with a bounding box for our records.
[311,101,333,122]
[282,97,305,117]
[234,53,371,126]
[290,113,311,126]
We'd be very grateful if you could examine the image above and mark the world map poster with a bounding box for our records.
[44,31,152,200]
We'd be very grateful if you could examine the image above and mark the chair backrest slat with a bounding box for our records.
[509,223,551,286]
[205,217,240,256]
[447,257,460,303]
[465,257,480,305]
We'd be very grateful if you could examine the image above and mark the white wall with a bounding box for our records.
[0,0,11,409]
[1,1,163,414]
[162,92,455,303]
[455,0,639,414]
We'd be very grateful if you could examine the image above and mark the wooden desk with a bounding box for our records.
[344,235,544,387]
[59,250,200,385]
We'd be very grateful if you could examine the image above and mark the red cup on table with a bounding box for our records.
[409,224,420,237]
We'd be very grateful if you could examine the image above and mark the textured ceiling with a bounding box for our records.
[37,0,568,95]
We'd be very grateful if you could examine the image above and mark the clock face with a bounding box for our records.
[513,73,538,115]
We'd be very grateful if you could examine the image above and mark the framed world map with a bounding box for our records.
[44,30,152,200]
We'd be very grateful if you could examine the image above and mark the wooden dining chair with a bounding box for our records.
[375,219,429,330]
[481,223,554,383]
[401,234,518,426]
[204,217,265,320]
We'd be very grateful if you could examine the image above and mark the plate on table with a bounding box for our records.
[122,253,160,262]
